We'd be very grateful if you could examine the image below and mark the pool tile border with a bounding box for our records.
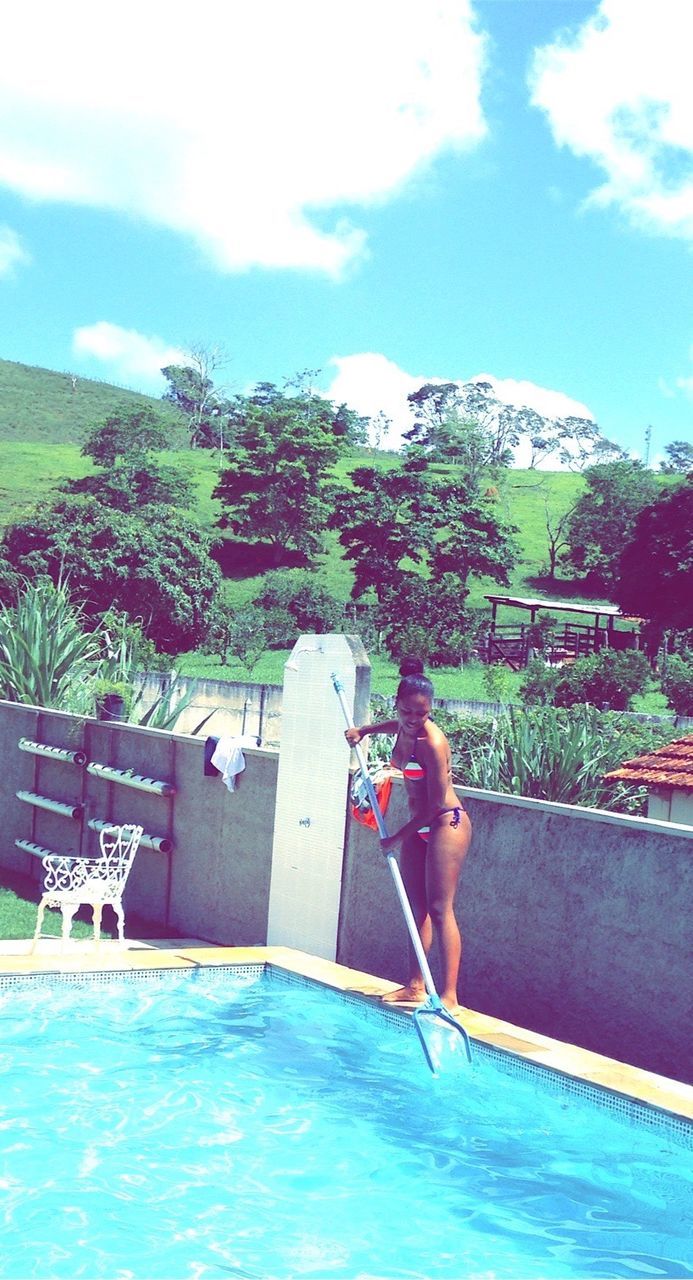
[1,937,691,1129]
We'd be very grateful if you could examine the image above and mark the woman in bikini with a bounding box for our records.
[344,662,471,1012]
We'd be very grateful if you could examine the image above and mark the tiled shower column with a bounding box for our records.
[266,634,370,959]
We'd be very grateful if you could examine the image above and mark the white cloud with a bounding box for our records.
[327,353,429,448]
[529,0,693,242]
[72,322,186,390]
[325,352,596,463]
[0,1,487,278]
[0,225,30,276]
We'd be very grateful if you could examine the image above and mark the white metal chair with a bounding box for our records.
[32,824,144,950]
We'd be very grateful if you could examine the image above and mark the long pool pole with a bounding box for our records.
[332,672,441,1004]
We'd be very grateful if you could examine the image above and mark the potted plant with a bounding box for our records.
[92,678,133,723]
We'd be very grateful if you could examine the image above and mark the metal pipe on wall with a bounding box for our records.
[87,817,173,855]
[86,763,175,796]
[16,790,84,820]
[18,738,87,767]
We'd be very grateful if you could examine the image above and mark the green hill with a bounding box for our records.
[0,357,182,445]
[0,353,671,629]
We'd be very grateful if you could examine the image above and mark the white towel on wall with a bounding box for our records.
[210,735,258,792]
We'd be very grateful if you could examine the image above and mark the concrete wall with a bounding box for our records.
[338,777,693,1083]
[0,699,277,947]
[137,670,693,745]
[135,674,284,746]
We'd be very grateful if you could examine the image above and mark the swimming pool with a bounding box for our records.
[1,966,691,1280]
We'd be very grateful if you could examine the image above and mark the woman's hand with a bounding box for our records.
[380,834,400,854]
[344,727,362,747]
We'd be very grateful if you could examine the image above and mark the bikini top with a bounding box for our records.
[392,734,427,782]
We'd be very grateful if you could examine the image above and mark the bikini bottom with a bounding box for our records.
[417,806,466,843]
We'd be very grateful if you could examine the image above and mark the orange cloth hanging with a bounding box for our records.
[350,766,394,830]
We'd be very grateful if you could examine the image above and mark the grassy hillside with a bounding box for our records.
[0,358,183,445]
[0,354,674,632]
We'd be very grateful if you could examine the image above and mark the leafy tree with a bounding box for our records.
[429,476,519,586]
[660,652,693,716]
[404,380,516,469]
[214,384,349,561]
[558,422,627,470]
[330,453,432,600]
[207,604,269,673]
[0,499,221,654]
[660,440,693,474]
[520,650,650,711]
[615,478,693,643]
[81,404,171,466]
[161,344,231,448]
[65,462,194,512]
[404,380,617,472]
[252,570,345,646]
[73,403,195,511]
[565,461,660,589]
[331,453,518,665]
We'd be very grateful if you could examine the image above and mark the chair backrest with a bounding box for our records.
[98,824,144,889]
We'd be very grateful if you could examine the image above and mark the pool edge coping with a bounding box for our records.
[1,937,691,1125]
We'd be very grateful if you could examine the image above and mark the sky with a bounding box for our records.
[0,0,691,463]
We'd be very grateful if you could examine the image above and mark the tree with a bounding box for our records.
[161,343,231,448]
[213,384,348,561]
[404,380,618,472]
[207,604,269,673]
[615,478,693,643]
[81,404,171,467]
[565,461,660,590]
[660,653,693,716]
[252,570,345,646]
[330,452,432,600]
[331,453,519,664]
[404,380,517,469]
[520,650,650,711]
[542,494,578,579]
[660,440,693,474]
[0,499,221,654]
[65,463,194,512]
[73,403,195,511]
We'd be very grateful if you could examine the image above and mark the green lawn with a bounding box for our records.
[0,864,178,942]
[176,648,524,699]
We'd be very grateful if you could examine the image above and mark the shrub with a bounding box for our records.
[462,704,677,811]
[519,658,561,706]
[660,652,693,717]
[521,649,650,711]
[0,499,222,655]
[252,570,345,647]
[0,578,99,712]
[555,650,651,710]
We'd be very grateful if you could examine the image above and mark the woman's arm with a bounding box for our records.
[345,720,397,747]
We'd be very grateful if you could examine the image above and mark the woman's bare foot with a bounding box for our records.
[382,984,426,1004]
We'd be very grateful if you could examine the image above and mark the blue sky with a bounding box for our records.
[0,0,691,463]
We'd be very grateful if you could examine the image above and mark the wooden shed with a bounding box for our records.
[485,594,641,669]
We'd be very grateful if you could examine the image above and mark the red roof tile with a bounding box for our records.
[603,735,693,792]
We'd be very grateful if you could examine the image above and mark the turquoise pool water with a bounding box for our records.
[1,968,691,1280]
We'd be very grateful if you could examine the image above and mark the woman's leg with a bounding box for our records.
[382,832,430,1002]
[425,812,471,1008]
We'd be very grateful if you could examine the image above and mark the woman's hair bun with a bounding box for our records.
[398,656,425,677]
